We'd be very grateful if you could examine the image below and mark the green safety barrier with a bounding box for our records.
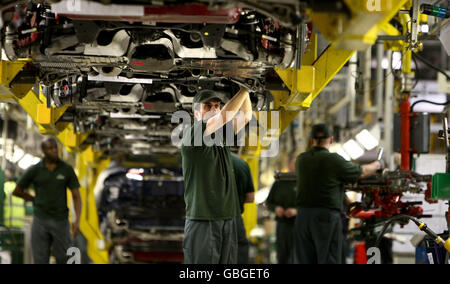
[431,173,450,200]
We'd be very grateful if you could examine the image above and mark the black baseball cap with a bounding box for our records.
[311,124,331,139]
[192,90,224,111]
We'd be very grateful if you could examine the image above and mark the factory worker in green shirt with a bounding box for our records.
[13,137,82,264]
[181,86,252,264]
[294,124,382,264]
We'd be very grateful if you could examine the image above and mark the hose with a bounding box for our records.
[410,100,450,113]
[375,215,450,253]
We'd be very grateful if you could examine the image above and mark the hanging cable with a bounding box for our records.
[408,52,450,112]
[412,52,450,81]
[410,100,450,112]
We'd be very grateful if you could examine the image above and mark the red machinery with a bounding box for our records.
[347,92,437,221]
[347,170,433,220]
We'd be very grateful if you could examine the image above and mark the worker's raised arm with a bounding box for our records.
[13,185,34,202]
[233,92,253,134]
[204,88,250,136]
[360,161,382,179]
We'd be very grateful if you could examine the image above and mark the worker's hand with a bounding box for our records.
[275,206,285,218]
[284,208,298,218]
[71,221,80,238]
[376,159,386,174]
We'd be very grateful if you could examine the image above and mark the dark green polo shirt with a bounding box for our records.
[181,121,240,220]
[231,154,255,214]
[296,146,362,212]
[17,159,80,221]
[266,179,297,223]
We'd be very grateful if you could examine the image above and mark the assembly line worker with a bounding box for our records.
[265,172,297,264]
[13,138,82,264]
[294,124,382,264]
[181,87,252,264]
[231,153,255,264]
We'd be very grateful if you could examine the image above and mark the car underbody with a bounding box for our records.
[0,0,313,157]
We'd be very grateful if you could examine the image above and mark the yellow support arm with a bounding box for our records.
[241,154,259,239]
[16,89,71,135]
[239,129,262,237]
[273,66,316,109]
[273,46,355,134]
[17,89,89,151]
[75,146,111,264]
[270,0,408,135]
[310,0,410,50]
[57,123,90,153]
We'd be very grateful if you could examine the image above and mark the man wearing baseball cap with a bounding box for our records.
[181,86,252,264]
[294,123,382,264]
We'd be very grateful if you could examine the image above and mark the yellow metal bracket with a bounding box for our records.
[272,46,355,134]
[309,0,410,50]
[36,104,70,132]
[0,60,36,102]
[17,90,85,145]
[57,123,90,152]
[274,66,316,108]
[15,90,67,137]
